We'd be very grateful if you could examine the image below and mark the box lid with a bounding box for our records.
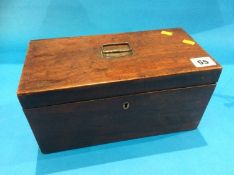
[17,28,222,109]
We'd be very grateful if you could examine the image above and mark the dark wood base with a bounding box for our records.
[24,84,215,153]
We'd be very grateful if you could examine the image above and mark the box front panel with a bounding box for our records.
[24,84,215,153]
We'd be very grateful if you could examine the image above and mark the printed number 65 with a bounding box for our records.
[197,59,209,65]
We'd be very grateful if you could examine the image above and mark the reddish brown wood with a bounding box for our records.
[17,28,222,153]
[24,84,215,153]
[17,28,222,108]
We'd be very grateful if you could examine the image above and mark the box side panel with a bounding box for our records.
[19,69,221,109]
[24,84,216,153]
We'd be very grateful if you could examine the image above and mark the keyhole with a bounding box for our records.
[123,102,130,110]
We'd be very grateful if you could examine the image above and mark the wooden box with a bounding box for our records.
[17,28,222,153]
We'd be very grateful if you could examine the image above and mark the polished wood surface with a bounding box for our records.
[18,29,222,153]
[17,28,222,108]
[24,84,215,153]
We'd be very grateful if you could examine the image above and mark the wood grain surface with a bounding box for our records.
[24,84,215,153]
[17,28,222,108]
